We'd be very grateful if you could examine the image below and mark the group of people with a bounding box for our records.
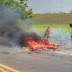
[44,24,72,42]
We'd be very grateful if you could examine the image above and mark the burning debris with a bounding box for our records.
[0,7,60,54]
[23,37,60,54]
[27,37,59,50]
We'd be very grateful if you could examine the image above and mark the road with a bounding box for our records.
[0,45,72,72]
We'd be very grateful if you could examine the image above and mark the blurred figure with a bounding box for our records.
[70,24,72,42]
[44,27,52,41]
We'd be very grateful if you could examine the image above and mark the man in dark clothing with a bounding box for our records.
[70,24,72,42]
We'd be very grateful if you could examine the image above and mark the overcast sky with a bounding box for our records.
[27,0,72,13]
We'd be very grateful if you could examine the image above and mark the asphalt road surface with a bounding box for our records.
[0,45,72,72]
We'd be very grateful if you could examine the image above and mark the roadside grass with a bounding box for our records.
[32,24,71,35]
[32,13,71,35]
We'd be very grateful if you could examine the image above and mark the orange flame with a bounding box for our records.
[27,37,59,50]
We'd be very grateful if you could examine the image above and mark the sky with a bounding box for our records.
[27,0,72,13]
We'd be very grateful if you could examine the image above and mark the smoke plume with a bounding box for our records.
[0,6,41,47]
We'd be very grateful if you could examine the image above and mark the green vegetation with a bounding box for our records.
[32,13,71,34]
[32,24,70,35]
[0,0,32,20]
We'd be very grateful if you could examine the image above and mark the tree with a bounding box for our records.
[0,0,32,20]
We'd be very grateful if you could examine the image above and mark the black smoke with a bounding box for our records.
[0,6,42,47]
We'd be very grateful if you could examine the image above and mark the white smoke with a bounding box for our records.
[51,29,72,49]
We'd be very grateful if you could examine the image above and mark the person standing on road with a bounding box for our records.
[44,27,52,41]
[70,24,72,42]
